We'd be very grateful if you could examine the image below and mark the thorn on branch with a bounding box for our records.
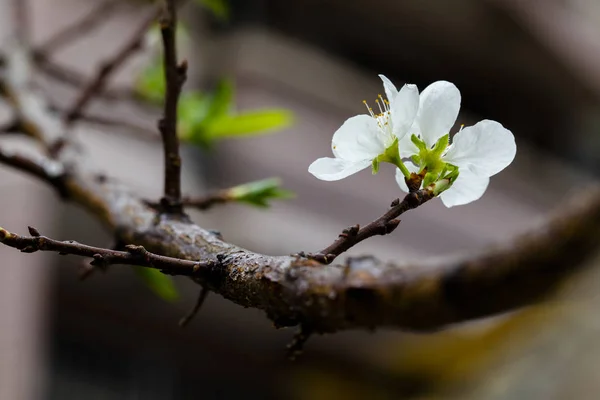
[179,286,209,327]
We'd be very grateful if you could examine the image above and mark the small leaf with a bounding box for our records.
[228,178,295,208]
[205,110,293,139]
[134,267,179,302]
[194,0,230,20]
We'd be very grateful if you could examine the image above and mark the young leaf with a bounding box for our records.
[205,110,293,139]
[228,178,295,208]
[133,267,179,302]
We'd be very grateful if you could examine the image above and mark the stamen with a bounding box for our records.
[375,98,384,114]
[383,98,390,112]
[363,100,375,118]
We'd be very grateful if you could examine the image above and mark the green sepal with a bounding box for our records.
[411,134,427,151]
[432,134,450,156]
[371,158,380,174]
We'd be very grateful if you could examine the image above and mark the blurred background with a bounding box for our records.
[1,0,600,398]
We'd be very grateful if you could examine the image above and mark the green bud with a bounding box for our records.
[432,178,452,196]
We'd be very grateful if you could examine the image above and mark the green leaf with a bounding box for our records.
[134,267,179,302]
[228,178,295,208]
[194,0,230,20]
[205,110,293,139]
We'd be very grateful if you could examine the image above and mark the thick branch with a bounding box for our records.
[63,8,159,126]
[0,226,216,276]
[2,50,600,334]
[0,147,67,195]
[309,188,434,264]
[157,0,186,215]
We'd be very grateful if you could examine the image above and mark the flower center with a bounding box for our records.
[363,95,394,145]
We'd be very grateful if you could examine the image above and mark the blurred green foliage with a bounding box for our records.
[194,0,230,21]
[135,62,293,149]
[227,178,295,208]
[133,267,179,302]
[133,14,294,299]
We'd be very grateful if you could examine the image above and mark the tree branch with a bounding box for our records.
[157,0,186,215]
[309,187,434,264]
[0,226,217,276]
[2,48,600,336]
[0,146,67,195]
[63,8,160,126]
[33,53,141,103]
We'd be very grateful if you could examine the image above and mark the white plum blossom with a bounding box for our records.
[395,81,517,207]
[308,75,419,180]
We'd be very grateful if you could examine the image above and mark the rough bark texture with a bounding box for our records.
[2,49,600,335]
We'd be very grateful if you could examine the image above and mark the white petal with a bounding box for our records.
[391,84,419,140]
[379,74,398,103]
[440,168,490,207]
[394,162,421,192]
[308,158,372,181]
[414,81,461,148]
[443,120,516,177]
[332,115,386,162]
[398,133,420,158]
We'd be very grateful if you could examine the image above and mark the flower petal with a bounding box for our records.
[439,167,490,207]
[332,115,386,161]
[308,157,372,181]
[391,83,419,140]
[394,162,421,192]
[414,81,461,148]
[443,120,516,177]
[379,74,398,103]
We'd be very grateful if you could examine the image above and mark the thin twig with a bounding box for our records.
[157,0,186,215]
[308,186,434,264]
[37,0,121,55]
[0,226,217,276]
[182,192,231,210]
[33,54,141,103]
[286,324,313,360]
[49,103,157,139]
[63,8,160,126]
[179,286,209,327]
